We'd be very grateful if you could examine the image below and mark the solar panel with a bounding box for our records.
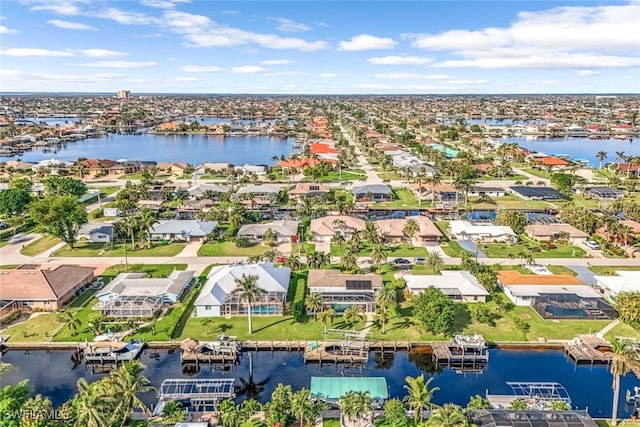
[346,280,372,290]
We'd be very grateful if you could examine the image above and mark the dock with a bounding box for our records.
[564,335,612,364]
[179,336,241,368]
[152,378,235,420]
[431,334,489,371]
[304,330,371,365]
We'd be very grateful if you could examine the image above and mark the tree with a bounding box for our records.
[608,338,640,425]
[402,218,420,248]
[8,176,32,192]
[200,318,214,335]
[466,395,492,410]
[305,293,324,321]
[0,188,31,217]
[340,390,373,427]
[263,228,277,247]
[317,308,336,334]
[370,243,388,270]
[613,292,640,324]
[73,378,115,427]
[340,249,358,273]
[363,221,381,245]
[266,384,293,427]
[231,274,265,334]
[425,250,444,274]
[597,151,608,169]
[382,398,409,427]
[42,176,87,197]
[343,305,365,330]
[138,209,157,249]
[413,287,456,335]
[403,374,439,424]
[0,380,31,427]
[29,195,88,247]
[120,216,139,250]
[292,388,322,427]
[428,403,469,427]
[59,311,81,337]
[105,361,155,425]
[159,400,187,424]
[508,399,530,410]
[21,393,53,427]
[495,210,528,235]
[375,286,397,334]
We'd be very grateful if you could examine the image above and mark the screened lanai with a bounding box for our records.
[468,410,599,427]
[100,295,162,319]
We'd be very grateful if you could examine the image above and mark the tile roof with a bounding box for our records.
[497,271,584,286]
[0,265,95,300]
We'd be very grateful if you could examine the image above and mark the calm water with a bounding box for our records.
[1,134,295,165]
[501,137,640,167]
[0,349,636,417]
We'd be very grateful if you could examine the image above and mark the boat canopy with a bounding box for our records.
[310,377,388,402]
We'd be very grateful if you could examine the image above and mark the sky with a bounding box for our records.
[0,0,639,94]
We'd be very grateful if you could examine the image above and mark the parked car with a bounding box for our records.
[275,256,287,263]
[393,258,411,266]
[414,257,426,265]
[584,240,601,250]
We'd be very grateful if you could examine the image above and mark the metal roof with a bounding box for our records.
[468,410,598,427]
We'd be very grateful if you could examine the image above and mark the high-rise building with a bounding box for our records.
[116,90,131,99]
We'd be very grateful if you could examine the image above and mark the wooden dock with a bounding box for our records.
[303,342,368,365]
[564,335,612,364]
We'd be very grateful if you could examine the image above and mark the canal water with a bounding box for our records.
[0,348,636,418]
[0,134,296,165]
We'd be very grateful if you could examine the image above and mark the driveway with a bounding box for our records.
[175,241,202,257]
[568,266,598,286]
[456,240,487,258]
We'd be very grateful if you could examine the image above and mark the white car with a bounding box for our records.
[584,240,600,250]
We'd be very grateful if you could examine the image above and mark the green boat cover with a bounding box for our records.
[310,377,388,401]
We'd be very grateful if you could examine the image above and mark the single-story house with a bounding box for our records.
[98,270,194,304]
[524,224,589,245]
[376,216,443,243]
[402,271,489,302]
[351,184,393,202]
[593,271,640,299]
[307,269,383,313]
[0,265,95,311]
[288,183,330,200]
[468,186,506,198]
[188,184,231,200]
[510,186,567,201]
[195,263,291,317]
[235,164,266,176]
[310,215,366,241]
[138,200,164,211]
[237,220,300,243]
[103,207,121,217]
[78,222,114,243]
[235,184,282,200]
[585,186,625,201]
[449,220,517,243]
[150,220,218,242]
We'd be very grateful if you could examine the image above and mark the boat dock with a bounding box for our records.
[431,334,489,368]
[304,330,372,365]
[79,339,145,366]
[179,335,241,369]
[152,378,235,420]
[564,335,612,364]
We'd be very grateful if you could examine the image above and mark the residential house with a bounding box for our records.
[376,216,443,243]
[150,220,218,242]
[524,224,589,245]
[510,186,566,201]
[593,271,640,299]
[235,163,266,176]
[237,220,300,243]
[188,184,231,200]
[585,186,625,201]
[138,200,164,212]
[412,183,460,208]
[307,269,383,313]
[156,162,190,176]
[402,271,489,302]
[449,220,517,243]
[0,265,95,311]
[195,263,291,317]
[310,215,366,241]
[78,222,114,243]
[288,183,330,201]
[351,184,393,202]
[79,158,118,178]
[98,270,194,304]
[468,186,506,198]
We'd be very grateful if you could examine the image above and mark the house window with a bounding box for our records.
[473,296,478,301]
[22,300,33,307]
[205,305,212,310]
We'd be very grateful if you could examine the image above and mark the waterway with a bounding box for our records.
[0,134,295,166]
[0,348,636,418]
[500,137,640,167]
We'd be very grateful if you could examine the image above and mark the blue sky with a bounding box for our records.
[1,0,639,94]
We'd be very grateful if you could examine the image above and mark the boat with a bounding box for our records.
[81,339,145,363]
[627,386,640,407]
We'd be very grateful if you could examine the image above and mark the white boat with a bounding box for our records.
[82,339,145,363]
[627,386,640,406]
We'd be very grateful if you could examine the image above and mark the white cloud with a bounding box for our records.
[47,19,94,30]
[272,17,310,33]
[368,56,433,65]
[319,73,339,78]
[181,65,223,72]
[0,48,73,57]
[78,49,128,58]
[162,10,328,51]
[0,25,18,34]
[26,0,85,16]
[96,8,157,25]
[374,73,457,80]
[406,2,640,69]
[262,59,291,65]
[140,0,190,9]
[338,34,396,51]
[231,65,268,74]
[575,69,599,76]
[76,60,157,68]
[174,76,201,82]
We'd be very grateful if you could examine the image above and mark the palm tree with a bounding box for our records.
[615,151,626,173]
[402,218,420,248]
[22,394,54,426]
[138,209,157,249]
[106,361,155,425]
[428,403,469,427]
[375,286,397,334]
[263,228,277,247]
[608,338,640,425]
[305,293,324,321]
[74,378,114,427]
[340,249,358,273]
[332,232,346,256]
[370,243,388,270]
[285,255,301,270]
[340,390,373,427]
[343,305,366,330]
[596,151,608,169]
[159,400,187,424]
[200,318,214,335]
[120,216,139,250]
[425,250,444,274]
[403,374,439,424]
[59,310,81,336]
[466,395,492,410]
[232,274,265,334]
[317,308,336,334]
[363,221,381,245]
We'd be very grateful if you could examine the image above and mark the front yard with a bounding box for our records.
[198,241,268,257]
[20,235,62,256]
[53,241,186,257]
[330,242,427,257]
[479,241,588,258]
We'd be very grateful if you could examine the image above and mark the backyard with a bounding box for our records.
[369,188,419,208]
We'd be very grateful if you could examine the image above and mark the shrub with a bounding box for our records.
[235,236,251,248]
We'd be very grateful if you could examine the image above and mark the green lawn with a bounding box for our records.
[478,174,529,182]
[369,188,419,208]
[604,321,640,341]
[101,264,187,281]
[305,170,365,183]
[198,241,268,257]
[331,242,426,257]
[520,167,551,179]
[546,265,578,276]
[492,195,551,210]
[0,264,22,269]
[20,235,62,256]
[1,313,64,342]
[439,241,470,258]
[479,242,588,258]
[589,266,640,276]
[53,241,186,257]
[291,242,316,255]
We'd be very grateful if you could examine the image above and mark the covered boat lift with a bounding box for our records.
[487,382,572,410]
[310,376,388,407]
[153,378,235,417]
